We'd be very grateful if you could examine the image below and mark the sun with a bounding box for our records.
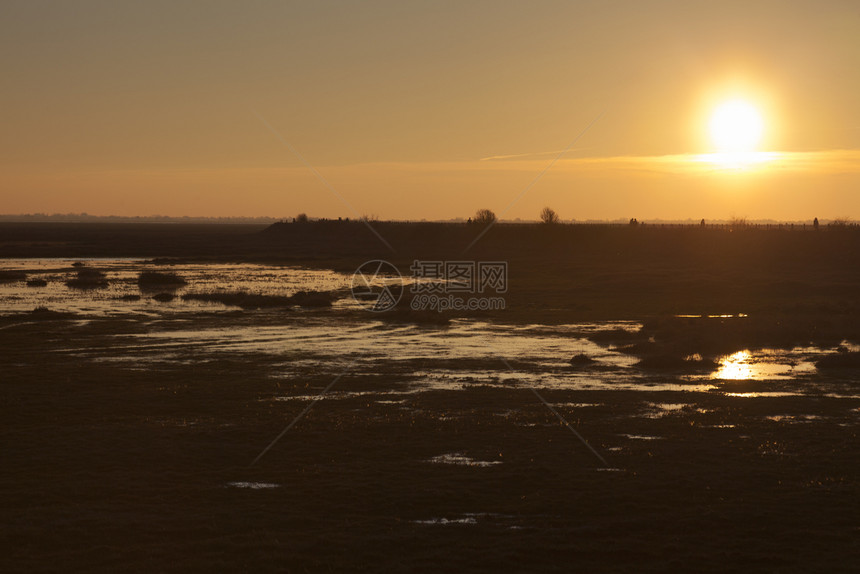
[709,99,764,153]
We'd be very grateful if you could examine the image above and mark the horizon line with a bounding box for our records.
[0,214,852,225]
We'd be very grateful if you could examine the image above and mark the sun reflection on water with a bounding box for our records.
[714,350,753,380]
[712,348,819,381]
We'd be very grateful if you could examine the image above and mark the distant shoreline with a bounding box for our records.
[0,215,281,224]
[0,214,848,226]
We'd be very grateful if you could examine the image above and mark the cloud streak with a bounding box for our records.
[479,148,592,161]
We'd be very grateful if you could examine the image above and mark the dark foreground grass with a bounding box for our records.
[0,270,27,283]
[817,351,860,370]
[138,271,187,287]
[1,316,858,573]
[181,290,337,309]
[65,268,108,289]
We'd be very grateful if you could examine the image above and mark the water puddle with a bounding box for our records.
[725,392,807,398]
[411,512,517,526]
[427,453,503,467]
[641,402,692,418]
[553,402,603,408]
[272,389,417,402]
[226,482,280,489]
[711,349,817,381]
[675,314,749,318]
[764,414,824,423]
[619,434,663,441]
[412,517,478,526]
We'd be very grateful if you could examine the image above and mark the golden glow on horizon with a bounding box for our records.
[4,149,860,220]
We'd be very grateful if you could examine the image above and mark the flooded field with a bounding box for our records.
[0,258,351,315]
[2,258,859,572]
[3,258,859,433]
[2,259,856,395]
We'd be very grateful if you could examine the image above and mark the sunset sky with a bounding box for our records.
[2,1,859,221]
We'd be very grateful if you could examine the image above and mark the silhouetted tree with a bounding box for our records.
[700,218,706,227]
[813,217,819,229]
[295,213,309,223]
[540,206,560,224]
[629,218,639,226]
[474,209,496,225]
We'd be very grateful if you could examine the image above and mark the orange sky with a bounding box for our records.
[2,1,859,220]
